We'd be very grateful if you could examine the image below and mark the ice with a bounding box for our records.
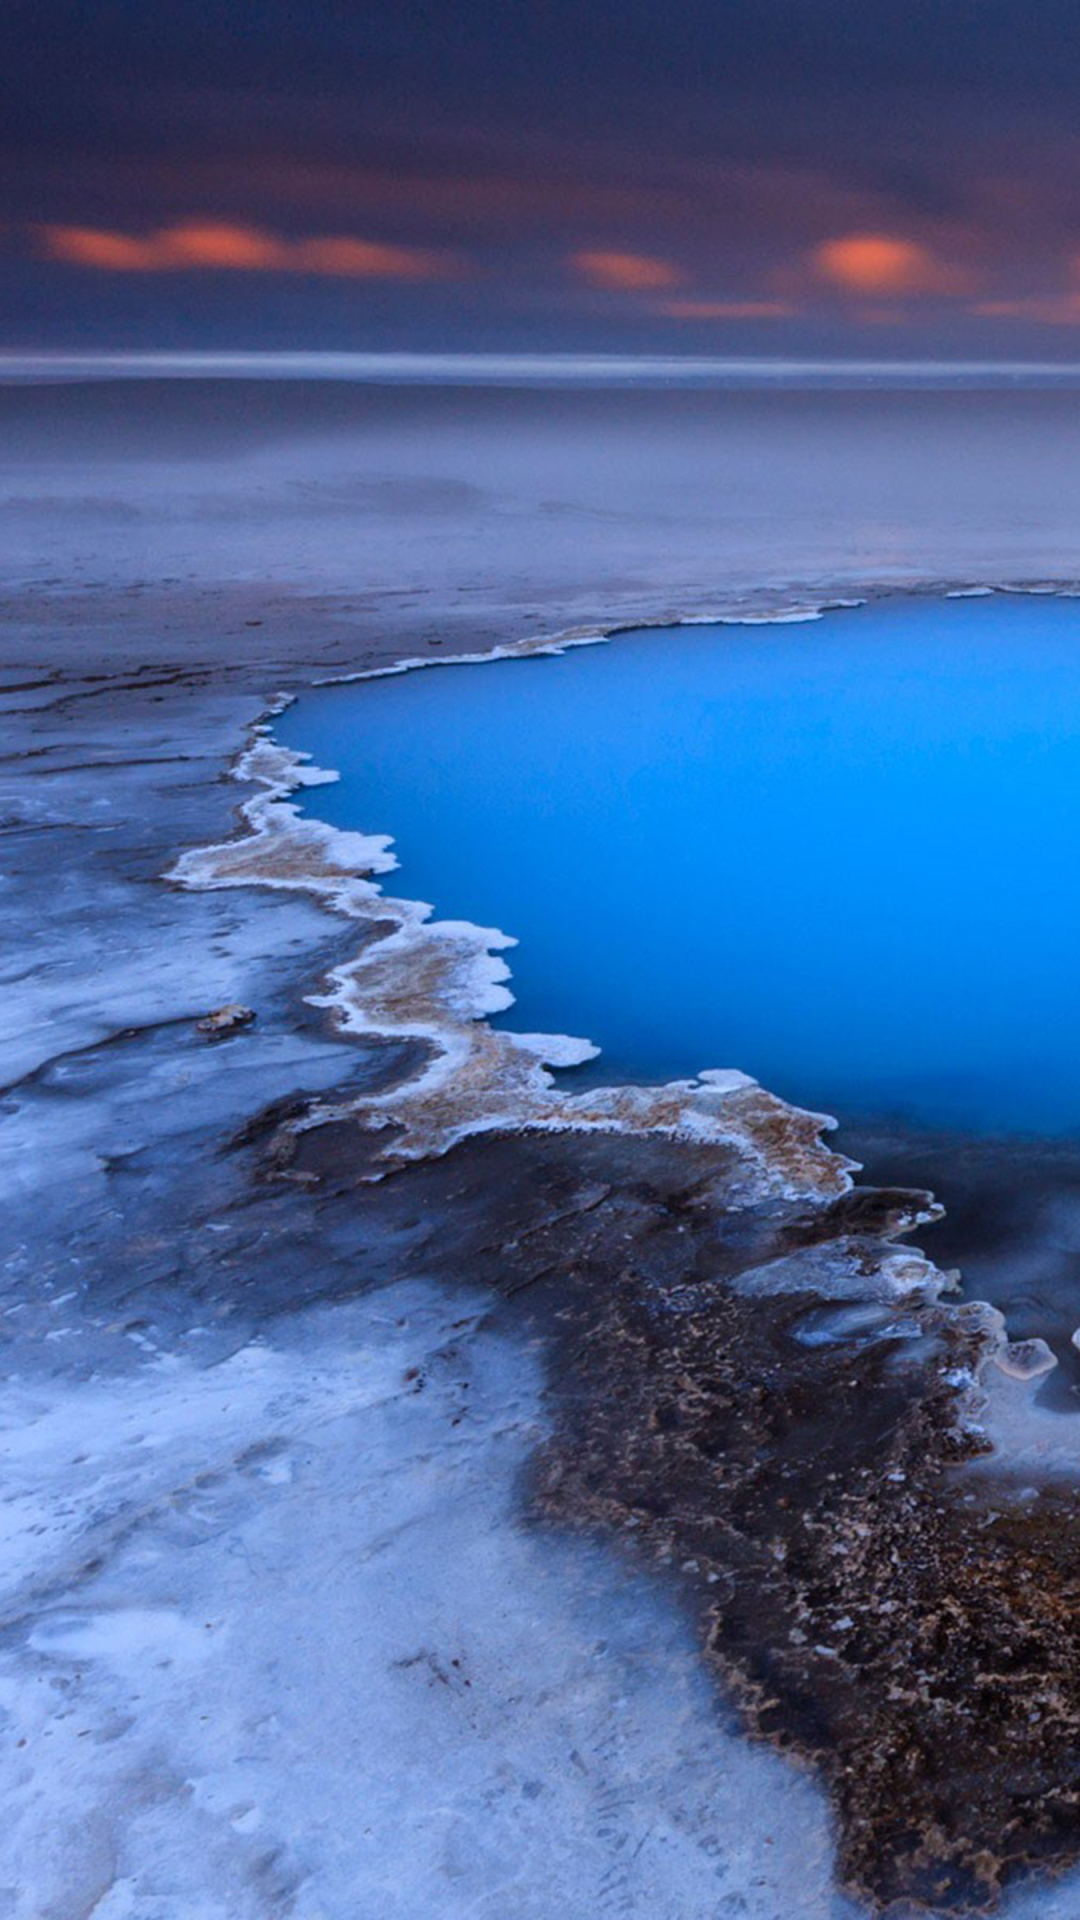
[0,1286,858,1920]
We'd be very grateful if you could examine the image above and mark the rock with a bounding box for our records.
[196,1003,256,1039]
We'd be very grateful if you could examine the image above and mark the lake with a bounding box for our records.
[276,593,1080,1139]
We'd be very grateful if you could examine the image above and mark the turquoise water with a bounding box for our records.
[276,596,1080,1138]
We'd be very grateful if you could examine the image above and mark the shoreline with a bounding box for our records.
[11,564,1080,1915]
[172,581,1078,1426]
[170,726,856,1196]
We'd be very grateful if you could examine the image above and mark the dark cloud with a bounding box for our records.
[2,1,1079,349]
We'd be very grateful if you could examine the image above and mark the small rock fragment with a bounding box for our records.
[196,1003,256,1039]
[992,1337,1057,1381]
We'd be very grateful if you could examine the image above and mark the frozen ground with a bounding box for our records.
[7,371,1080,1916]
[6,376,1080,614]
[0,1284,860,1920]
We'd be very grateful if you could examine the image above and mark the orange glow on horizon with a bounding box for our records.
[40,221,452,279]
[571,249,683,290]
[813,232,971,297]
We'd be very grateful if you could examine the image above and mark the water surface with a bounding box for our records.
[277,595,1080,1139]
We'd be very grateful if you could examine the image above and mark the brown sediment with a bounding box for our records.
[273,1109,1080,1913]
[267,1099,1080,1913]
[535,1239,1080,1913]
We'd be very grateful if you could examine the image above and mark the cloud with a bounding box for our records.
[975,255,1080,322]
[971,293,1080,324]
[812,232,972,296]
[570,249,683,290]
[39,221,453,279]
[658,298,794,319]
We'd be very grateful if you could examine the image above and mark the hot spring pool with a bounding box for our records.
[275,593,1080,1139]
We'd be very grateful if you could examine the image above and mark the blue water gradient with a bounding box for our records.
[276,595,1080,1137]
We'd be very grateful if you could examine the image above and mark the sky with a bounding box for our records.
[5,1,1080,356]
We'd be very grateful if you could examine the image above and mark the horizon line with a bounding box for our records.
[5,348,1080,388]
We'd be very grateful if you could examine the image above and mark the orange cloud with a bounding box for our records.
[291,235,440,277]
[43,227,167,271]
[813,233,971,297]
[972,294,1080,324]
[40,221,451,279]
[148,222,283,269]
[571,249,683,291]
[659,298,794,319]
